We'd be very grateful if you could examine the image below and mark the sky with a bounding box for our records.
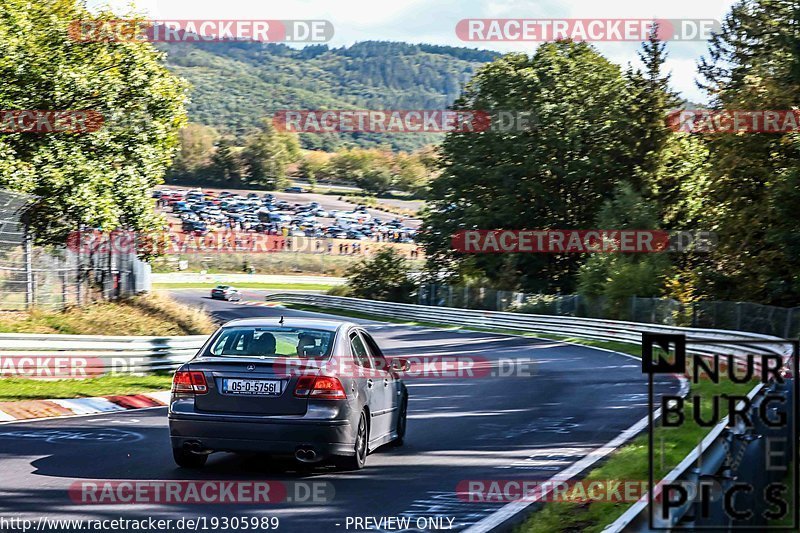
[87,0,740,103]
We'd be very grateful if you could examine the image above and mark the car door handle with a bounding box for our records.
[366,379,374,388]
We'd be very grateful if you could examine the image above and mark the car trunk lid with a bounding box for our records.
[189,357,318,416]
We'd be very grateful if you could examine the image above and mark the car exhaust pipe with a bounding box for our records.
[184,441,213,455]
[294,447,318,462]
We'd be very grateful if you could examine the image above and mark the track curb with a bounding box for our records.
[0,391,170,422]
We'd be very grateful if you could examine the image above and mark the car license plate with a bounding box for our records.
[222,378,281,396]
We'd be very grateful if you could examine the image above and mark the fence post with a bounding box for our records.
[447,285,453,308]
[24,231,33,309]
[61,268,67,308]
[785,308,794,338]
[630,297,637,321]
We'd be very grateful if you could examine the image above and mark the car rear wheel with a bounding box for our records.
[172,446,208,468]
[338,411,368,470]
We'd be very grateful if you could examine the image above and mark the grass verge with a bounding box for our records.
[516,377,754,533]
[0,293,215,336]
[0,294,215,401]
[0,375,173,401]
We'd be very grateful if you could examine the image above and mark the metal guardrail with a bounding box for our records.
[263,293,795,531]
[0,295,786,376]
[0,333,207,374]
[263,293,791,365]
[0,294,793,530]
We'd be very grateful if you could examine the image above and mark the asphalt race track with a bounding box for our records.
[0,290,680,532]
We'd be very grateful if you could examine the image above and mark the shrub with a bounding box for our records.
[346,248,415,302]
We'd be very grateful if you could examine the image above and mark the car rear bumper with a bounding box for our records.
[168,414,355,458]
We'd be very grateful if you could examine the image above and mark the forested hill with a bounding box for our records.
[160,41,500,151]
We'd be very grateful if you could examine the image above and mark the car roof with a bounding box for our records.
[220,317,357,333]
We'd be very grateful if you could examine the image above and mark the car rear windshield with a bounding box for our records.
[204,327,335,359]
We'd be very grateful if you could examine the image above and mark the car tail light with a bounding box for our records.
[294,375,346,400]
[172,371,208,394]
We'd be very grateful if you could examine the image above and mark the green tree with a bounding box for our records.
[0,0,188,243]
[346,248,416,302]
[420,42,639,292]
[625,23,682,193]
[170,123,220,179]
[209,137,248,185]
[241,120,300,189]
[297,151,332,188]
[577,183,671,317]
[394,152,432,194]
[695,0,800,305]
[331,148,395,194]
[357,167,394,195]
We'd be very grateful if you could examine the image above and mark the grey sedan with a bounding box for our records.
[168,317,409,470]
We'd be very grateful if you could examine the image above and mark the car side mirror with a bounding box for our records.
[390,358,411,373]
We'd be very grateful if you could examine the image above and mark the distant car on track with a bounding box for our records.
[210,285,241,301]
[168,317,409,470]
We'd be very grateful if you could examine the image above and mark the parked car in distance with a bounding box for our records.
[168,317,410,470]
[182,220,208,235]
[210,286,242,301]
[346,230,368,240]
[284,186,304,193]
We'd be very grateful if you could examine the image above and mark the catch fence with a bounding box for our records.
[417,284,800,339]
[0,189,148,310]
